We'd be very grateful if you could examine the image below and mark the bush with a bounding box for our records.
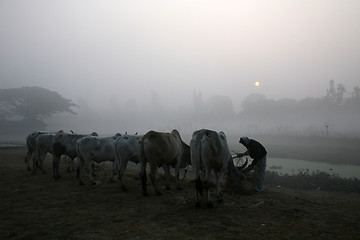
[265,170,360,193]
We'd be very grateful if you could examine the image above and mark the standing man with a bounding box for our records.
[237,136,267,192]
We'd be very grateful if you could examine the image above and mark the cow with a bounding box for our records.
[76,133,121,185]
[52,131,98,179]
[139,129,191,196]
[190,129,246,208]
[33,132,57,174]
[113,133,142,190]
[26,130,65,174]
[25,131,48,171]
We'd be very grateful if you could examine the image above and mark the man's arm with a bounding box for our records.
[236,151,249,158]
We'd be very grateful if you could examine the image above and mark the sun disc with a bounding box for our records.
[255,81,260,87]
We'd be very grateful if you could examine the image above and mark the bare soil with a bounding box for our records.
[1,147,360,240]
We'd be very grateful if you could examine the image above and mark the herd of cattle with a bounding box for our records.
[25,129,248,207]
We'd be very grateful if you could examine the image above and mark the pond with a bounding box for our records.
[0,143,22,148]
[267,157,360,179]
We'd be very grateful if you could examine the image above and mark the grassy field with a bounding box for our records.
[1,146,360,239]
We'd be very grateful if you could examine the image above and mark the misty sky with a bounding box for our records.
[1,0,360,111]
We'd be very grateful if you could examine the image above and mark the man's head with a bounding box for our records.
[239,136,250,147]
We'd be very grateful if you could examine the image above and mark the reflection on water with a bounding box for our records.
[268,157,360,179]
[0,144,22,148]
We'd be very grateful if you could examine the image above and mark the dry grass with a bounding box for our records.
[1,147,360,239]
[265,170,360,192]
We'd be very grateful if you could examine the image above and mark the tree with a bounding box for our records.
[192,89,204,111]
[336,83,346,104]
[205,95,235,118]
[0,86,78,125]
[326,79,336,101]
[353,86,360,101]
[241,93,275,117]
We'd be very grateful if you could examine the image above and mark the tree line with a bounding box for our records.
[1,81,359,137]
[237,80,360,136]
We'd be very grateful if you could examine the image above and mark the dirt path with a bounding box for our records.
[1,147,360,239]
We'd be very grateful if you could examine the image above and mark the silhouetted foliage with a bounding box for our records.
[205,95,235,118]
[265,170,360,193]
[0,86,77,123]
[238,80,360,135]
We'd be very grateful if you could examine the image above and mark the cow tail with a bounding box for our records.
[192,139,203,196]
[25,138,31,163]
[213,133,222,157]
[76,143,83,179]
[113,141,120,165]
[195,176,203,196]
[138,136,148,195]
[139,137,145,164]
[113,140,122,173]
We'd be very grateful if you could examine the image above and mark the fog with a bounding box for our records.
[1,1,360,136]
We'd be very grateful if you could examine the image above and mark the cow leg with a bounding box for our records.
[33,151,41,174]
[25,149,33,171]
[118,159,129,191]
[66,156,70,173]
[77,156,85,185]
[72,157,76,172]
[149,164,161,195]
[204,169,213,208]
[31,150,39,172]
[174,158,182,190]
[92,163,96,177]
[52,155,60,179]
[215,172,224,203]
[39,156,47,174]
[163,165,171,190]
[175,168,182,190]
[205,180,213,208]
[70,156,75,172]
[52,158,57,178]
[88,160,96,185]
[110,160,117,182]
[195,177,202,208]
[191,144,202,208]
[55,155,61,177]
[182,165,189,181]
[66,156,73,173]
[216,163,228,203]
[32,152,39,174]
[139,162,148,196]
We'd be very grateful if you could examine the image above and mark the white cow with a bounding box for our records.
[76,133,121,185]
[113,133,142,190]
[190,129,246,208]
[139,129,191,196]
[33,132,58,174]
[27,130,65,174]
[52,131,98,179]
[25,131,48,171]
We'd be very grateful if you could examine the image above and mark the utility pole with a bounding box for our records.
[324,122,329,137]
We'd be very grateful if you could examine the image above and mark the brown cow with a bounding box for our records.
[139,129,191,196]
